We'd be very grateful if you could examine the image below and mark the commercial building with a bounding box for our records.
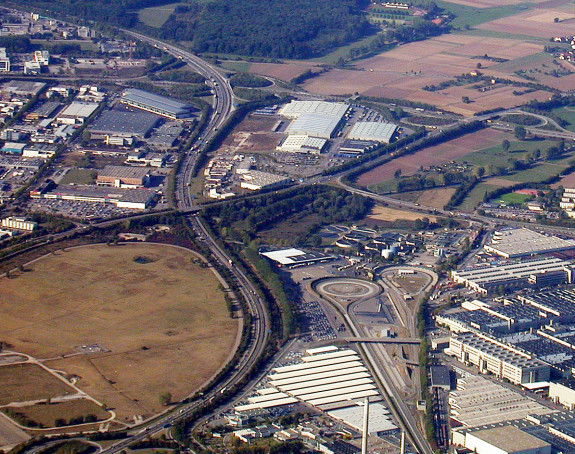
[347,121,397,143]
[261,248,336,268]
[1,80,46,96]
[276,135,327,153]
[33,50,50,66]
[560,188,575,218]
[0,48,10,72]
[26,101,61,120]
[126,151,167,168]
[338,139,379,155]
[1,216,37,231]
[449,372,554,427]
[56,101,99,124]
[89,108,160,140]
[464,426,551,454]
[447,331,551,384]
[34,184,156,210]
[484,228,575,258]
[430,365,451,390]
[450,257,571,294]
[96,165,150,188]
[240,170,289,191]
[120,89,196,120]
[549,380,575,410]
[1,142,26,155]
[22,144,57,159]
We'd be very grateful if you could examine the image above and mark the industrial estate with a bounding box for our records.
[5,2,575,454]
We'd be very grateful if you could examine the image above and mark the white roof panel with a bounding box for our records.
[269,361,364,380]
[302,350,359,362]
[269,366,367,386]
[277,372,371,391]
[307,389,379,406]
[284,378,374,397]
[297,383,376,401]
[273,355,360,373]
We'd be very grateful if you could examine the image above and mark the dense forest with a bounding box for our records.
[21,0,372,59]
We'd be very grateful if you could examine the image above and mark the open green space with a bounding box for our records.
[459,183,499,211]
[219,61,252,73]
[496,192,531,204]
[60,168,96,185]
[460,139,556,168]
[500,160,572,183]
[138,3,182,28]
[551,107,575,133]
[457,28,549,43]
[436,1,532,29]
[309,33,383,65]
[368,178,399,194]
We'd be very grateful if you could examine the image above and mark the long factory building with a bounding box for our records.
[235,346,398,435]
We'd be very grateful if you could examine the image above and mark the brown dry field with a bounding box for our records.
[0,364,75,405]
[414,187,457,209]
[478,7,575,38]
[8,400,111,428]
[0,244,238,421]
[297,34,553,115]
[356,128,509,186]
[552,171,575,188]
[440,0,550,6]
[220,115,281,152]
[367,205,437,222]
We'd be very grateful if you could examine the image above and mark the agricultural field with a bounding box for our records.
[391,187,457,209]
[366,205,437,223]
[552,106,575,132]
[357,127,510,189]
[495,191,532,204]
[0,364,75,406]
[138,3,182,28]
[0,244,238,421]
[436,1,534,28]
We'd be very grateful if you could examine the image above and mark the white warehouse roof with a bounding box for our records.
[287,113,342,139]
[279,100,348,119]
[277,134,327,153]
[57,101,99,119]
[347,121,397,143]
[328,403,397,435]
[485,228,575,258]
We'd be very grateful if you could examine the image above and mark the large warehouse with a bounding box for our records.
[279,100,348,139]
[96,165,150,188]
[462,426,551,454]
[120,89,196,120]
[485,228,575,258]
[89,108,160,139]
[347,121,397,143]
[56,101,99,124]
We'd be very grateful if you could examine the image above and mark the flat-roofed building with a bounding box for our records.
[261,248,336,268]
[1,142,26,155]
[89,108,160,140]
[464,426,551,454]
[279,100,348,119]
[447,331,550,384]
[287,114,342,139]
[484,228,575,258]
[240,170,289,191]
[1,216,37,231]
[0,48,10,72]
[347,121,397,143]
[56,101,99,124]
[1,80,46,96]
[120,89,196,120]
[276,135,327,153]
[97,165,150,188]
[451,257,571,295]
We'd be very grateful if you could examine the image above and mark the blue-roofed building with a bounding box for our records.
[120,89,196,120]
[1,142,26,155]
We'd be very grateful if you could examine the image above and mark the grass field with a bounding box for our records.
[0,244,238,421]
[496,192,531,204]
[138,3,182,28]
[551,107,575,133]
[6,400,110,428]
[0,364,75,405]
[60,168,96,185]
[436,1,532,28]
[219,61,252,73]
[459,183,500,211]
[460,139,556,168]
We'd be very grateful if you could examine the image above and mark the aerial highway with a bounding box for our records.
[88,34,274,454]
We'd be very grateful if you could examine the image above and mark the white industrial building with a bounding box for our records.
[462,426,551,454]
[484,228,575,258]
[261,248,336,267]
[0,48,10,72]
[347,121,397,143]
[560,188,575,218]
[56,101,99,124]
[240,171,289,191]
[286,114,343,139]
[235,346,398,435]
[279,100,348,119]
[279,100,348,139]
[450,256,571,295]
[1,216,37,231]
[276,135,327,153]
[447,331,550,385]
[549,381,575,410]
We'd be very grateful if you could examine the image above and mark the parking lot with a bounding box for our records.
[27,198,135,221]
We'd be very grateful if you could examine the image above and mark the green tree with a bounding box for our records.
[159,392,172,406]
[514,125,527,140]
[502,139,510,152]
